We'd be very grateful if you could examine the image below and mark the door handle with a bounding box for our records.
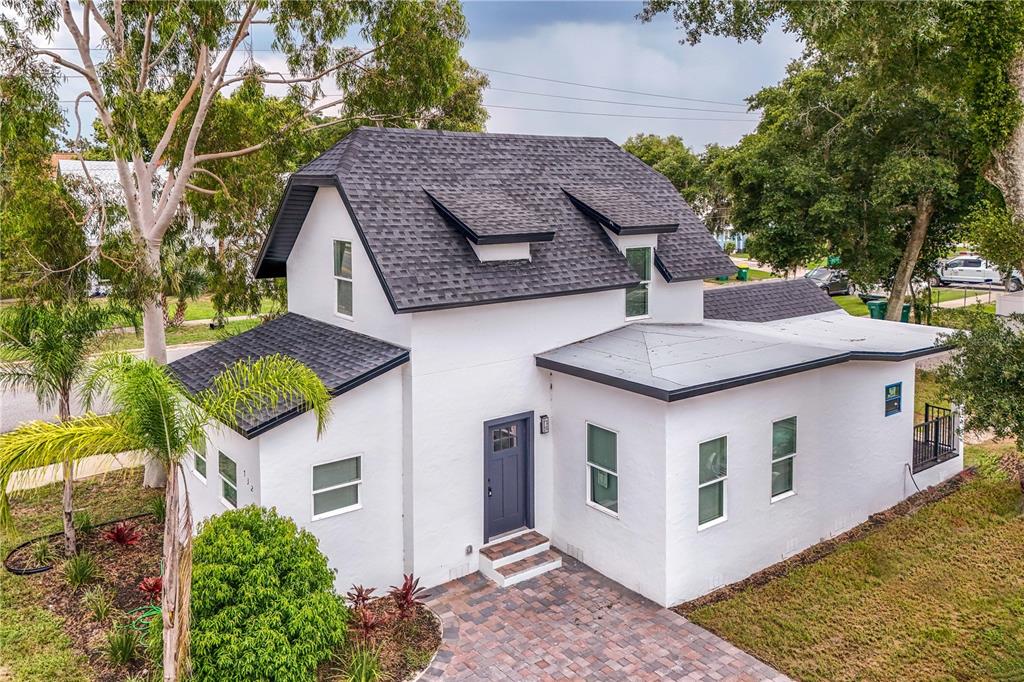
[487,479,493,497]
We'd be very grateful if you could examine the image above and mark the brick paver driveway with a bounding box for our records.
[421,554,789,681]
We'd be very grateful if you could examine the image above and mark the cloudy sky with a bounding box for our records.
[43,1,802,151]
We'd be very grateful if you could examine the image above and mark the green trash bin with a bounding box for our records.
[716,275,730,282]
[900,303,911,323]
[866,300,886,319]
[736,266,749,281]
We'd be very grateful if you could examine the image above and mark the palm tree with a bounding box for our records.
[0,302,122,555]
[0,352,331,681]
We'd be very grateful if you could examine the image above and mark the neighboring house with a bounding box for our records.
[168,127,961,607]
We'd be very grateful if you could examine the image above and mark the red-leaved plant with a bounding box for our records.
[354,605,390,644]
[389,573,427,620]
[138,576,162,602]
[345,584,376,610]
[101,521,141,546]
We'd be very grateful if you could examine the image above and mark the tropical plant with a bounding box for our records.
[191,507,348,681]
[104,625,141,665]
[73,510,94,534]
[147,495,166,523]
[0,302,123,554]
[102,521,141,546]
[389,574,428,620]
[159,233,208,329]
[342,644,383,682]
[82,586,114,622]
[29,538,53,567]
[138,576,163,603]
[63,552,99,589]
[346,584,377,610]
[0,353,330,681]
[353,606,389,645]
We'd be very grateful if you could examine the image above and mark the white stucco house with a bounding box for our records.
[168,127,962,607]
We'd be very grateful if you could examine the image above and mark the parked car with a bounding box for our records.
[929,257,1023,292]
[805,267,854,296]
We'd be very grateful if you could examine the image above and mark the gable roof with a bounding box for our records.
[703,278,841,322]
[167,313,409,438]
[254,127,735,313]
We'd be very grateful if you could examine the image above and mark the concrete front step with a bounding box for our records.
[479,531,561,587]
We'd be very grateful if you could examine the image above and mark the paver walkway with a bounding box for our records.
[422,554,789,681]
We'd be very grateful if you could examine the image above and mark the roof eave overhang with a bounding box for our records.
[536,343,949,403]
[563,190,678,236]
[655,253,737,283]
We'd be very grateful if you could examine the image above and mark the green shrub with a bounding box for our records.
[82,586,113,621]
[103,626,141,664]
[343,644,382,682]
[145,608,163,667]
[723,240,736,255]
[64,553,99,589]
[73,510,94,533]
[147,496,166,523]
[191,507,349,681]
[30,538,54,566]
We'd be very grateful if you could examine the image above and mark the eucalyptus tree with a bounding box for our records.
[0,353,331,681]
[642,0,1024,319]
[0,303,122,555]
[1,0,479,365]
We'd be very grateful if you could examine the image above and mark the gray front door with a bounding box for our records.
[484,414,532,541]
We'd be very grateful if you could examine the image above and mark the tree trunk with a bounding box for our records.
[142,241,170,488]
[886,193,934,321]
[162,460,193,681]
[58,394,77,556]
[172,300,187,328]
[986,53,1024,227]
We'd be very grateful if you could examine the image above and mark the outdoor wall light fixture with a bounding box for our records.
[540,415,550,434]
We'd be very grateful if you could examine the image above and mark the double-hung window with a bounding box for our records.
[312,456,362,519]
[334,239,353,317]
[698,437,727,527]
[218,452,237,508]
[771,417,797,499]
[192,447,207,482]
[625,247,652,319]
[586,423,618,514]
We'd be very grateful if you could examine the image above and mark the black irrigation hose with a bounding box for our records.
[3,512,156,576]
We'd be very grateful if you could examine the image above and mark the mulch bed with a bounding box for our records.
[675,468,975,616]
[319,598,441,682]
[5,515,163,681]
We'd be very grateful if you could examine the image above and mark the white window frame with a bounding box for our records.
[334,239,353,320]
[191,446,207,484]
[624,246,652,321]
[311,454,363,521]
[697,435,728,530]
[771,416,797,503]
[585,421,619,518]
[218,451,237,509]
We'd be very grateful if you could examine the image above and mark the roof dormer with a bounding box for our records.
[562,185,679,236]
[425,186,555,262]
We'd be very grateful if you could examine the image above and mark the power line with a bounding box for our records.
[476,66,748,108]
[488,87,757,115]
[483,104,756,122]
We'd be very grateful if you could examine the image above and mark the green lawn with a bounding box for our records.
[98,317,262,352]
[0,469,160,681]
[928,288,991,305]
[914,369,949,422]
[705,268,776,285]
[833,294,869,316]
[91,295,275,323]
[687,440,1024,682]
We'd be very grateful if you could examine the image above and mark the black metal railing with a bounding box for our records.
[913,403,958,473]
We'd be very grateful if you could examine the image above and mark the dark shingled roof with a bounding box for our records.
[255,127,735,312]
[167,313,409,438]
[423,187,556,244]
[562,185,678,234]
[703,278,842,323]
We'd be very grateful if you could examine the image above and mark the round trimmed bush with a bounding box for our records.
[191,507,349,681]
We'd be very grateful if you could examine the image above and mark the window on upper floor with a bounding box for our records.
[334,239,353,317]
[771,417,797,500]
[625,247,651,319]
[192,447,207,483]
[312,455,362,519]
[219,451,237,508]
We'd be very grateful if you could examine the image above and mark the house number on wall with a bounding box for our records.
[885,382,902,417]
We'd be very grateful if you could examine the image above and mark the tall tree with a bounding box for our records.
[0,303,121,555]
[641,0,1024,319]
[0,353,331,681]
[2,0,479,365]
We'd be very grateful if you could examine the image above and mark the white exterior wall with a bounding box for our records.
[286,187,411,346]
[662,359,962,605]
[187,425,261,525]
[547,374,669,604]
[258,369,405,593]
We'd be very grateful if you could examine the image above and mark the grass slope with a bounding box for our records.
[688,441,1024,682]
[0,469,160,681]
